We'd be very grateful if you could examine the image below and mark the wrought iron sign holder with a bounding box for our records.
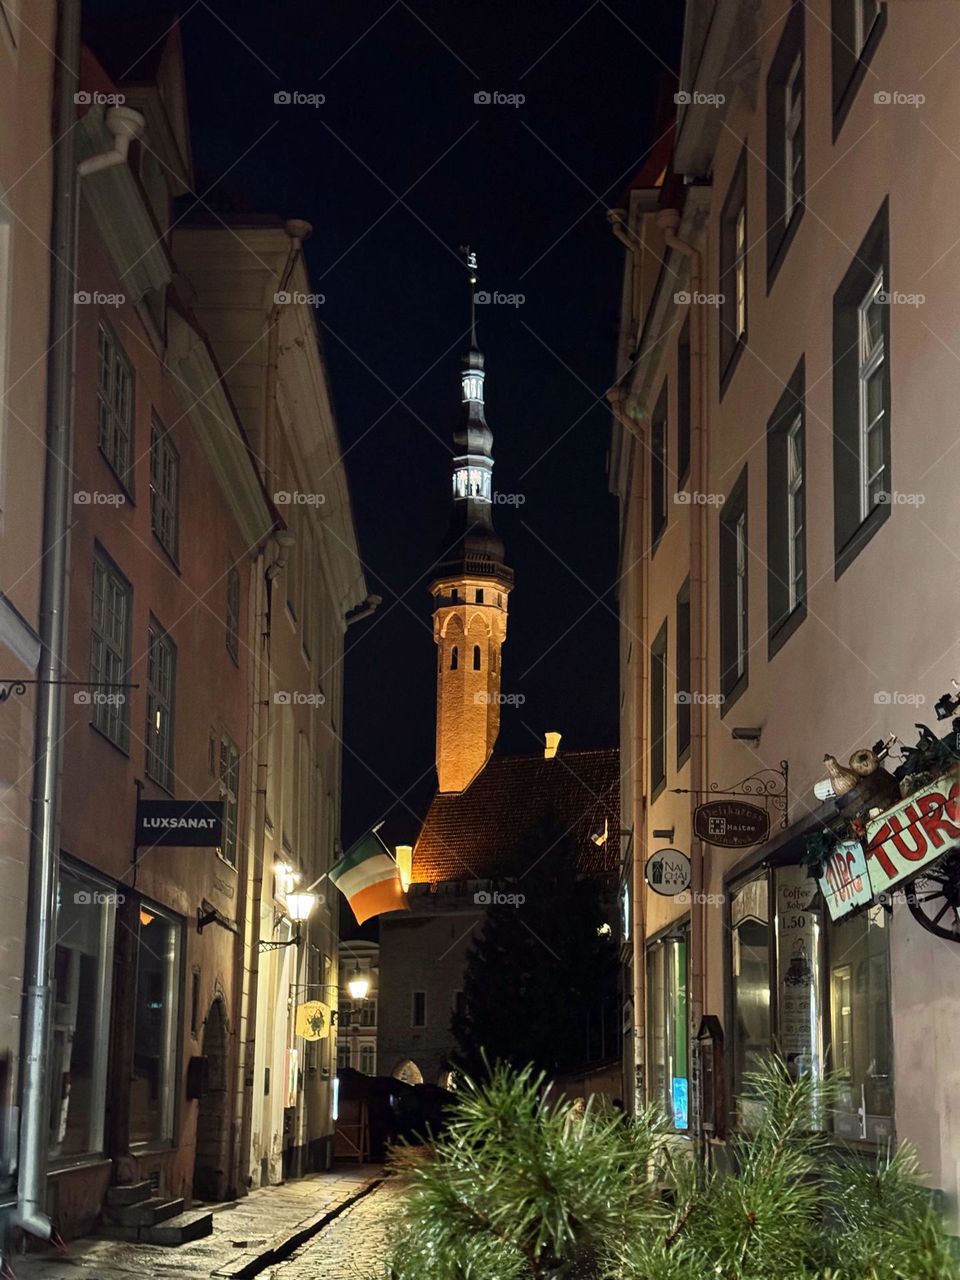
[0,678,139,702]
[672,760,789,830]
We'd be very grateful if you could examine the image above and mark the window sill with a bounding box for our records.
[677,743,691,772]
[834,500,890,580]
[97,447,135,505]
[719,673,748,717]
[767,601,806,660]
[766,204,805,293]
[89,720,130,758]
[719,336,747,401]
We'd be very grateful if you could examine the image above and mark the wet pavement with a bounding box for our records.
[7,1167,384,1280]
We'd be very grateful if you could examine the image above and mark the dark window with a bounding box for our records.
[832,201,890,577]
[149,417,179,560]
[473,644,481,671]
[719,467,748,707]
[719,152,748,390]
[451,645,458,670]
[676,579,691,765]
[450,587,459,601]
[767,359,807,655]
[96,323,134,491]
[831,0,885,138]
[226,562,240,663]
[651,379,667,549]
[90,550,131,750]
[475,589,484,603]
[145,619,176,792]
[650,620,667,799]
[412,990,426,1027]
[218,733,240,866]
[766,4,805,282]
[677,319,691,484]
[453,989,466,1018]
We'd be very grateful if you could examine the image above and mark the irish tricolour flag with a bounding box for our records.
[329,828,409,924]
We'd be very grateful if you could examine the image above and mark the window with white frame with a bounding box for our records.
[359,1043,376,1075]
[766,362,807,652]
[734,207,747,341]
[734,513,747,679]
[857,270,886,519]
[150,418,179,560]
[97,324,133,490]
[145,620,176,791]
[90,551,131,749]
[854,0,882,56]
[766,6,805,280]
[719,154,748,383]
[0,213,10,515]
[218,733,240,865]
[337,1040,351,1071]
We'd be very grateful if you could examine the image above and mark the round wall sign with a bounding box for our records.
[645,849,692,896]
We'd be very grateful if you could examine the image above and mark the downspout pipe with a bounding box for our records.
[15,0,82,1239]
[656,208,708,1035]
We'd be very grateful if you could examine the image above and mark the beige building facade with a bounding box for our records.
[610,0,960,1215]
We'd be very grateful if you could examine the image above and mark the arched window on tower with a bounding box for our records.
[451,646,458,670]
[473,645,481,671]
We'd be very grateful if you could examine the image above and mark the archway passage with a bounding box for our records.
[193,997,230,1201]
[393,1059,423,1086]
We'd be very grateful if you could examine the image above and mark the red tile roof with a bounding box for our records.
[412,748,621,885]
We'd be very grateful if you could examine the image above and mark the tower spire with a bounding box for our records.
[429,248,514,793]
[461,244,479,349]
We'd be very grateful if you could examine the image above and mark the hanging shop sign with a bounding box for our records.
[644,848,691,896]
[819,839,874,922]
[863,773,960,895]
[693,799,770,848]
[135,799,224,848]
[295,1001,331,1041]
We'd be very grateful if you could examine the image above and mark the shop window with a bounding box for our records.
[129,903,182,1146]
[774,865,822,1084]
[49,865,117,1159]
[646,936,689,1129]
[730,875,771,1125]
[826,905,893,1142]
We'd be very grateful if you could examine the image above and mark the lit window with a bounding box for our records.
[97,324,134,489]
[145,620,176,792]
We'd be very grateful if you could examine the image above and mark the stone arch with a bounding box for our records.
[465,611,492,637]
[393,1059,423,1086]
[193,995,230,1201]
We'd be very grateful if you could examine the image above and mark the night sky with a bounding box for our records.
[84,0,683,845]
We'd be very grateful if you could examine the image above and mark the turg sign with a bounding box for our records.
[135,799,224,848]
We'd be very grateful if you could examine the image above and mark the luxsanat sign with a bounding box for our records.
[135,799,224,848]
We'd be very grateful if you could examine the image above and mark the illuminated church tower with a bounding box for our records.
[431,251,513,794]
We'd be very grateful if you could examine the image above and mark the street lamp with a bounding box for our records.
[347,970,370,1001]
[258,891,317,952]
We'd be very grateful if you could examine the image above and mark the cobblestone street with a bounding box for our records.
[8,1168,384,1280]
[268,1178,406,1280]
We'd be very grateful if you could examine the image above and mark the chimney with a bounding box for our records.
[544,731,561,760]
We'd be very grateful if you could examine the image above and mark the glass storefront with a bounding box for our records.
[129,904,183,1146]
[730,876,771,1124]
[826,904,893,1142]
[646,935,689,1129]
[730,864,893,1143]
[49,865,116,1158]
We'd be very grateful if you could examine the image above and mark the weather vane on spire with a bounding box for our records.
[460,244,479,348]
